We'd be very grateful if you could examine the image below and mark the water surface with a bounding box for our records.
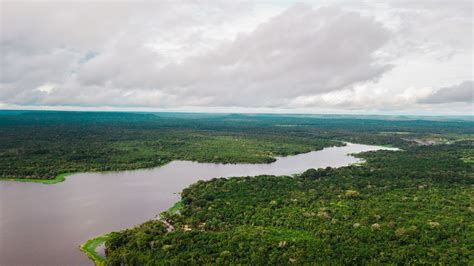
[0,143,394,265]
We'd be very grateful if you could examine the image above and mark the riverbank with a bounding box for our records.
[102,141,473,264]
[80,201,184,265]
[0,142,346,185]
[80,234,111,266]
[1,143,396,265]
[78,144,386,264]
[0,173,72,184]
[163,201,183,216]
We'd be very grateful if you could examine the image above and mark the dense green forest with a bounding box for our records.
[105,141,473,264]
[1,111,472,179]
[1,111,473,264]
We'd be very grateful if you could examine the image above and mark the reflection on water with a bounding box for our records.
[0,143,395,265]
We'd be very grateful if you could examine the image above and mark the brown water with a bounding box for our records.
[0,143,394,266]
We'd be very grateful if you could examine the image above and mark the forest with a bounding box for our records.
[105,141,473,264]
[1,110,473,264]
[1,110,472,180]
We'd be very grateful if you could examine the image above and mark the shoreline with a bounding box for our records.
[77,143,395,265]
[0,142,348,185]
[1,142,397,264]
[80,201,184,265]
[0,173,72,184]
[79,234,111,266]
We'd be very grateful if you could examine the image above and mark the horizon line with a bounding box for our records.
[0,108,472,118]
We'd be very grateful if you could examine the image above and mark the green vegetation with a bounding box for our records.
[1,111,472,181]
[0,173,71,184]
[1,111,343,180]
[1,111,473,263]
[80,234,111,266]
[165,201,183,216]
[160,201,184,221]
[105,141,473,264]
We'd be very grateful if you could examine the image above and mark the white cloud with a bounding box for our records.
[36,83,57,94]
[0,1,472,114]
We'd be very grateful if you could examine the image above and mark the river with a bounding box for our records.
[0,143,395,265]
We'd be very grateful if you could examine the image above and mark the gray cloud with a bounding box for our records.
[1,1,253,106]
[419,81,473,104]
[1,3,392,108]
[147,4,392,107]
[0,1,472,113]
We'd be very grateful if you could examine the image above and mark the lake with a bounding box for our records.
[0,143,395,265]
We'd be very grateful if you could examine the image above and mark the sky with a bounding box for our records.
[0,0,473,115]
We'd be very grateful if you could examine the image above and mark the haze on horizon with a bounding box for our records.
[1,0,473,115]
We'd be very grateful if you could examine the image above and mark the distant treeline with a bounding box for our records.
[1,111,473,179]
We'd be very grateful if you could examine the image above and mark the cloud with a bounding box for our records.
[418,81,473,104]
[1,3,392,109]
[0,1,472,114]
[147,4,393,108]
[0,1,256,105]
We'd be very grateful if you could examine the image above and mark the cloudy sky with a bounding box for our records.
[1,0,472,114]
